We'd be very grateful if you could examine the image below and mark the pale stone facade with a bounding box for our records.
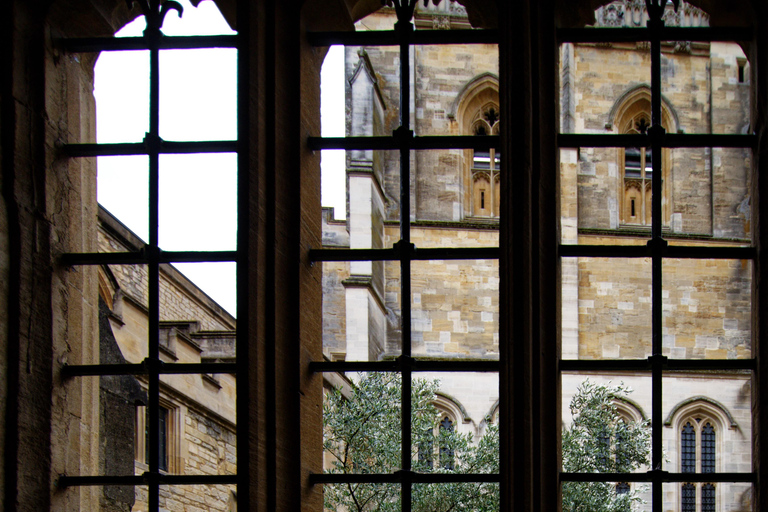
[322,1,754,509]
[97,207,237,512]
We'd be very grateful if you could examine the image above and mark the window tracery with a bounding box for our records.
[612,88,676,227]
[679,414,719,512]
[471,104,501,217]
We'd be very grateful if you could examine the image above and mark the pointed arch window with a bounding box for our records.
[611,87,676,227]
[416,412,456,472]
[681,418,717,511]
[471,105,501,217]
[622,114,654,225]
[439,415,455,470]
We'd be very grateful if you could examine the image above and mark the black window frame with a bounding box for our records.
[54,1,248,510]
[45,1,765,511]
[307,2,501,510]
[557,2,757,511]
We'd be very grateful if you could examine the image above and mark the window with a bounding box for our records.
[416,410,458,472]
[438,415,456,470]
[7,1,768,511]
[471,105,501,217]
[558,2,756,511]
[136,405,169,471]
[310,2,500,510]
[55,0,241,509]
[681,417,717,511]
[611,87,675,226]
[135,402,181,474]
[455,73,501,219]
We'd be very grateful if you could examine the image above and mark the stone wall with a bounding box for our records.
[96,207,237,512]
[573,246,751,360]
[347,11,500,223]
[569,42,751,238]
[322,261,349,358]
[98,208,236,333]
[383,225,499,358]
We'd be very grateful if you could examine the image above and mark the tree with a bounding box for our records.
[562,380,651,512]
[323,374,649,512]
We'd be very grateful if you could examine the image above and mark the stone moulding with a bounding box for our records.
[606,83,680,132]
[663,395,740,429]
[450,71,499,120]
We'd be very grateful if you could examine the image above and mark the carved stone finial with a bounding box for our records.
[126,0,183,34]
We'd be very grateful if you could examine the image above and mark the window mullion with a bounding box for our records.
[393,6,415,511]
[648,8,666,511]
[146,12,163,511]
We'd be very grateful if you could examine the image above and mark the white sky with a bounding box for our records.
[95,0,345,317]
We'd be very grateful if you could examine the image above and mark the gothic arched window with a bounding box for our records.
[439,415,455,470]
[623,115,653,225]
[416,412,457,472]
[611,87,676,227]
[471,105,501,217]
[680,418,717,512]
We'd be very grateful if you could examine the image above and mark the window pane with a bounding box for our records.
[323,372,402,473]
[158,48,237,142]
[409,148,502,235]
[336,149,399,249]
[322,260,401,362]
[661,43,750,136]
[663,372,752,473]
[662,259,751,360]
[150,387,238,476]
[158,262,236,328]
[94,51,150,144]
[560,147,652,245]
[323,483,399,511]
[412,44,499,138]
[558,42,651,134]
[413,483,499,510]
[158,0,236,37]
[343,45,400,136]
[410,372,499,474]
[321,150,347,222]
[624,148,643,177]
[158,153,237,252]
[665,147,752,239]
[98,264,149,362]
[98,155,149,242]
[52,377,146,477]
[664,483,754,512]
[563,482,650,511]
[411,260,499,360]
[561,257,652,360]
[561,374,652,474]
[170,262,236,318]
[159,485,238,511]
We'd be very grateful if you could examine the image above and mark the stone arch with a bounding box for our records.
[487,398,500,425]
[453,73,500,218]
[614,396,647,423]
[452,72,500,127]
[434,391,472,424]
[607,84,679,133]
[664,396,739,430]
[609,84,676,226]
[97,265,120,310]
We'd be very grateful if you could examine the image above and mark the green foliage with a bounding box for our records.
[562,380,651,512]
[323,374,649,512]
[323,372,497,512]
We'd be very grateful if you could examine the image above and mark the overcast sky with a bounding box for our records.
[95,0,345,316]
